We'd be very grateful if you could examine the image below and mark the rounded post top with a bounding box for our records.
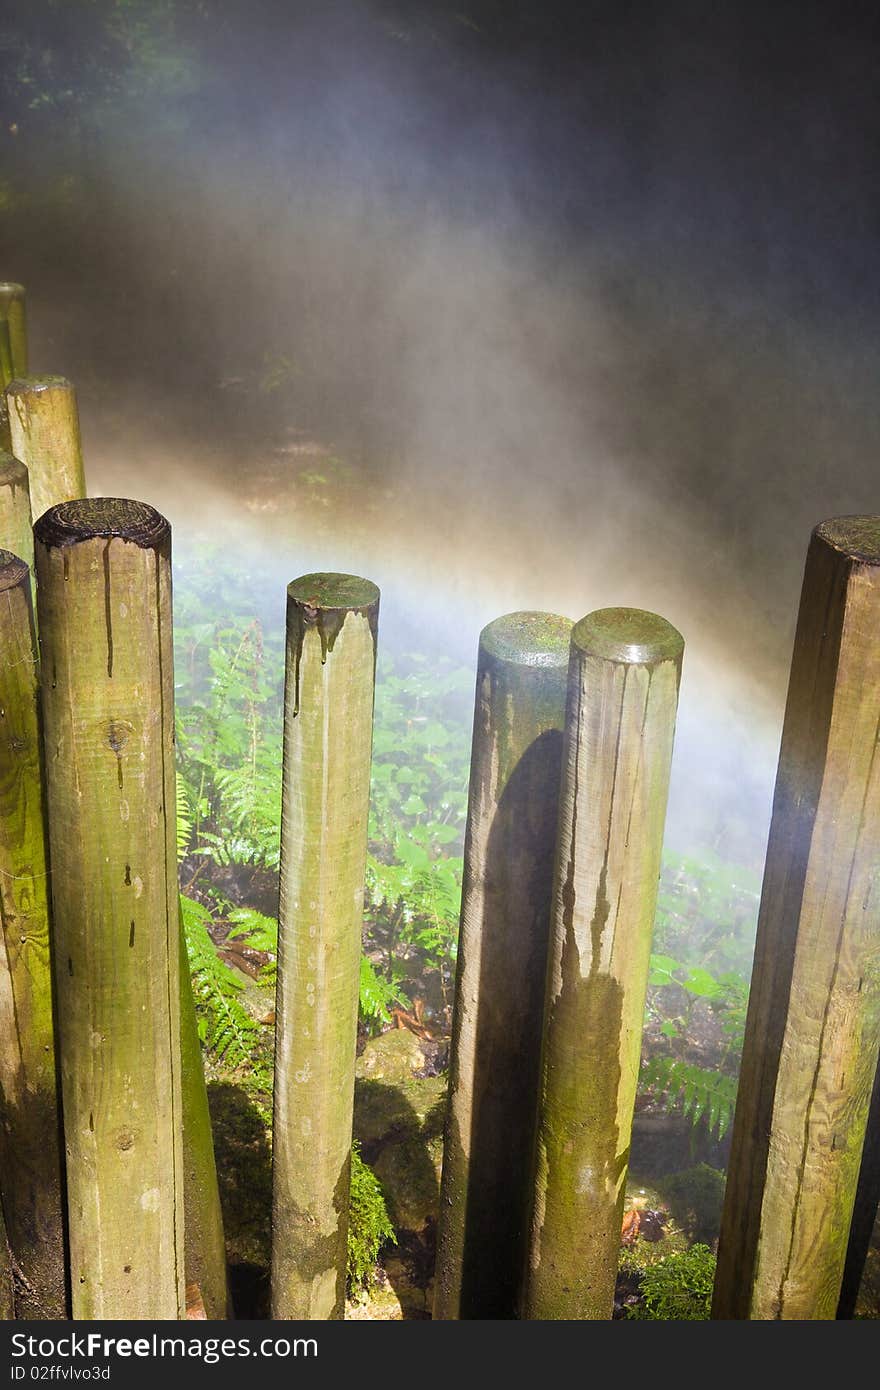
[480,611,573,668]
[0,451,28,487]
[572,607,684,666]
[34,498,170,551]
[6,374,72,398]
[0,549,30,591]
[287,572,379,612]
[815,516,880,566]
[0,283,25,299]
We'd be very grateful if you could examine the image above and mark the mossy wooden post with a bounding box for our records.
[0,452,33,577]
[7,377,86,522]
[522,608,684,1321]
[271,573,379,1320]
[0,550,67,1318]
[0,284,27,378]
[0,1201,14,1320]
[178,919,230,1318]
[434,612,572,1320]
[837,1059,880,1317]
[0,321,14,451]
[713,516,880,1321]
[34,498,185,1320]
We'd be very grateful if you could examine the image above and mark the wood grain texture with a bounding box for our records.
[434,611,571,1320]
[7,377,86,523]
[522,608,683,1320]
[713,516,880,1320]
[271,573,379,1320]
[0,550,67,1317]
[35,499,185,1320]
[0,284,27,377]
[178,919,230,1319]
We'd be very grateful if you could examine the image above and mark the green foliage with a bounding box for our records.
[172,547,471,1032]
[180,893,260,1073]
[654,850,759,979]
[347,1142,395,1295]
[174,554,284,879]
[642,891,752,1138]
[359,956,410,1032]
[627,1244,716,1320]
[366,652,472,1005]
[640,1056,739,1140]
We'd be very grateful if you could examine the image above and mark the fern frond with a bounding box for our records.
[640,1056,739,1139]
[180,893,259,1070]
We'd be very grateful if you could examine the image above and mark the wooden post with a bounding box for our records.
[837,1058,880,1318]
[434,611,572,1320]
[0,321,14,452]
[34,498,185,1320]
[271,573,379,1320]
[0,1202,14,1320]
[7,376,86,522]
[178,919,230,1318]
[713,516,880,1320]
[0,452,34,577]
[0,284,28,377]
[521,607,684,1320]
[0,550,67,1318]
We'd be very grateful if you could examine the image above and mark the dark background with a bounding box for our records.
[1,0,878,863]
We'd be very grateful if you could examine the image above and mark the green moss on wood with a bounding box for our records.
[0,284,27,377]
[0,550,67,1317]
[271,573,379,1319]
[713,517,880,1319]
[523,608,683,1321]
[7,377,86,522]
[434,611,571,1320]
[34,500,185,1319]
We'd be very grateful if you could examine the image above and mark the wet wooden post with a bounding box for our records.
[178,921,230,1318]
[713,516,880,1320]
[0,452,34,577]
[34,498,185,1320]
[271,573,379,1320]
[0,284,28,377]
[0,550,67,1317]
[433,612,572,1320]
[837,1060,880,1318]
[7,376,86,521]
[522,608,684,1320]
[0,321,14,451]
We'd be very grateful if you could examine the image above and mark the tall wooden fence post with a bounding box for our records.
[434,611,572,1320]
[522,607,684,1320]
[0,284,28,377]
[0,550,67,1317]
[7,377,86,521]
[34,498,185,1320]
[713,516,880,1320]
[178,921,230,1319]
[837,1059,880,1317]
[271,573,379,1320]
[0,321,14,451]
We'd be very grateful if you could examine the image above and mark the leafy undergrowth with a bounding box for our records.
[624,1244,717,1320]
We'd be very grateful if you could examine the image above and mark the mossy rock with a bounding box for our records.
[353,1031,447,1239]
[372,1132,444,1234]
[354,1031,446,1150]
[356,1028,425,1083]
[655,1164,726,1247]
